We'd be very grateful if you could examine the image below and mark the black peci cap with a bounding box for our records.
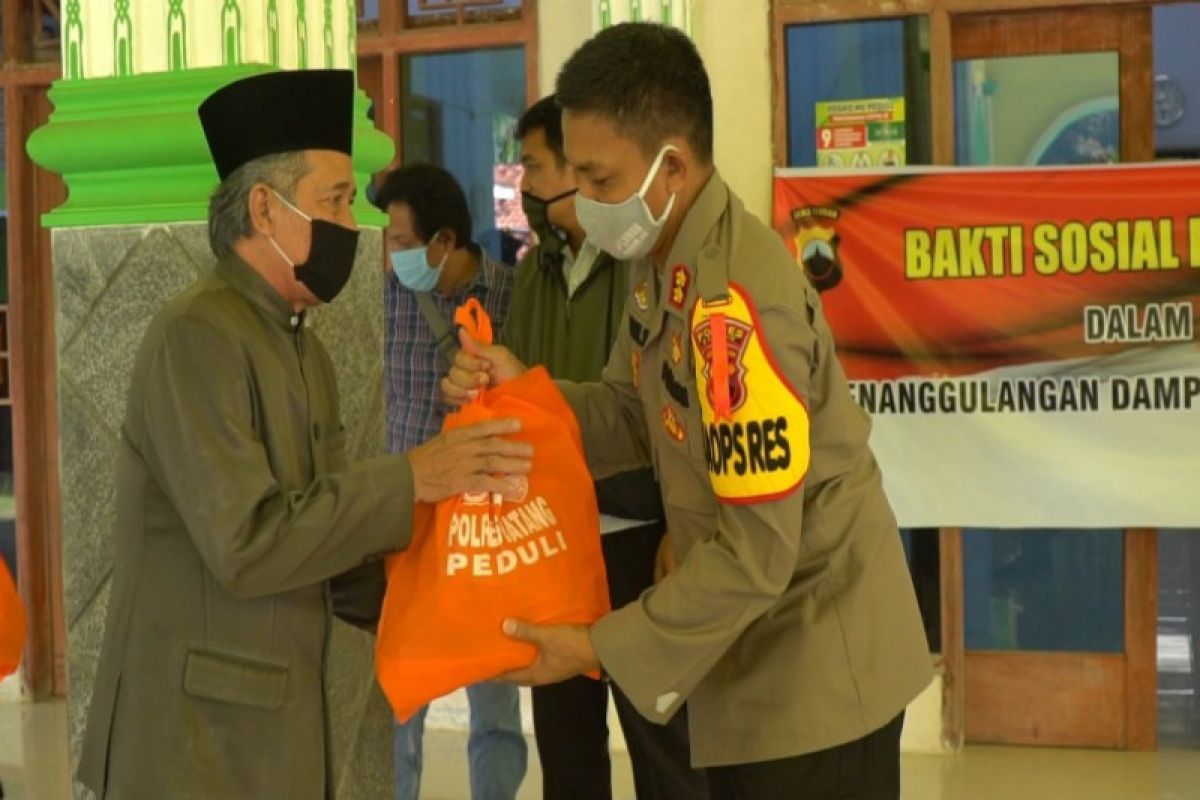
[199,69,355,180]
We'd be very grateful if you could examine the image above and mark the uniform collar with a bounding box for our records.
[215,252,305,331]
[659,169,728,320]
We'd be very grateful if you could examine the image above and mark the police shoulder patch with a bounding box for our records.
[690,283,810,504]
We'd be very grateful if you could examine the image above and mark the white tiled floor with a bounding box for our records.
[2,691,1200,799]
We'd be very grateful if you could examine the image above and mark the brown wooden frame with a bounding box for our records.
[772,0,1190,167]
[2,0,65,697]
[356,0,539,174]
[963,530,1157,748]
[771,0,1173,751]
[953,5,1156,750]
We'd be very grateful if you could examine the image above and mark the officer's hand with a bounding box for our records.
[654,534,677,584]
[496,619,601,686]
[408,417,532,503]
[441,329,527,407]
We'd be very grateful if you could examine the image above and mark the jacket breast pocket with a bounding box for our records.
[183,648,289,710]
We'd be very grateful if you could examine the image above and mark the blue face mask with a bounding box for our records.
[390,234,448,292]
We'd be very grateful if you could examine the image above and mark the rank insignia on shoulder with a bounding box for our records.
[634,281,650,312]
[661,405,686,443]
[671,331,684,366]
[668,265,690,309]
[689,283,810,504]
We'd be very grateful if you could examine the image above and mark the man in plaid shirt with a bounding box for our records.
[376,163,524,800]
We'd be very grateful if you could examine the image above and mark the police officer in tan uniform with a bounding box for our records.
[444,24,931,798]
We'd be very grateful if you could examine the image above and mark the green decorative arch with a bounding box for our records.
[65,0,85,80]
[114,0,134,77]
[222,0,243,66]
[168,0,188,72]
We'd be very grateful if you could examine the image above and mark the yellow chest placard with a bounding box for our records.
[690,284,810,504]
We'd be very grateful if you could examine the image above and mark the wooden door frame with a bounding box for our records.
[949,5,1154,163]
[356,0,540,177]
[952,5,1156,750]
[771,0,1166,750]
[2,0,67,699]
[772,0,1190,167]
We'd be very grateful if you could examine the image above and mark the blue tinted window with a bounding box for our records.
[785,18,926,166]
[401,47,527,252]
[407,0,521,19]
[964,528,1124,652]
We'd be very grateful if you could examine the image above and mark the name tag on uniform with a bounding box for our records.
[690,284,810,503]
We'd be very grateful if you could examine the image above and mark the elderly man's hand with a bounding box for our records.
[496,619,601,686]
[441,329,528,407]
[408,418,532,503]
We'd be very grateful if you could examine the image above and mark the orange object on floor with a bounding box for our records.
[0,558,25,678]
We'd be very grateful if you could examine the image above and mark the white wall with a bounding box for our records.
[77,0,355,79]
[691,0,774,220]
[537,0,594,96]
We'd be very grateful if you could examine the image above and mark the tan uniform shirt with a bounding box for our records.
[78,256,413,799]
[559,173,932,768]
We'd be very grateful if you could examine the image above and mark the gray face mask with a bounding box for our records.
[575,144,678,261]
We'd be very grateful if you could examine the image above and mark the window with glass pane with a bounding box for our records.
[963,529,1123,652]
[1154,3,1200,158]
[1152,2,1200,748]
[1158,529,1200,746]
[405,0,522,27]
[782,16,936,652]
[358,0,380,24]
[952,50,1125,656]
[784,17,931,167]
[34,0,61,61]
[954,53,1119,166]
[401,47,527,263]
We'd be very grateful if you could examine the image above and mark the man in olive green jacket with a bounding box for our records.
[445,26,931,798]
[76,70,531,800]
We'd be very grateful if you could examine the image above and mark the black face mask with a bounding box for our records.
[292,219,361,303]
[521,188,576,270]
[271,190,361,303]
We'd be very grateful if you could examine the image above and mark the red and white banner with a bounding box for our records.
[773,164,1200,528]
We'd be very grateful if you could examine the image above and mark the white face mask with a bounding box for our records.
[575,144,679,261]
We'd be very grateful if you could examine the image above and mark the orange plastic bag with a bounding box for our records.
[0,557,25,678]
[376,299,610,722]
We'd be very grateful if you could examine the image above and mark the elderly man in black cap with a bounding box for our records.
[76,69,532,799]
